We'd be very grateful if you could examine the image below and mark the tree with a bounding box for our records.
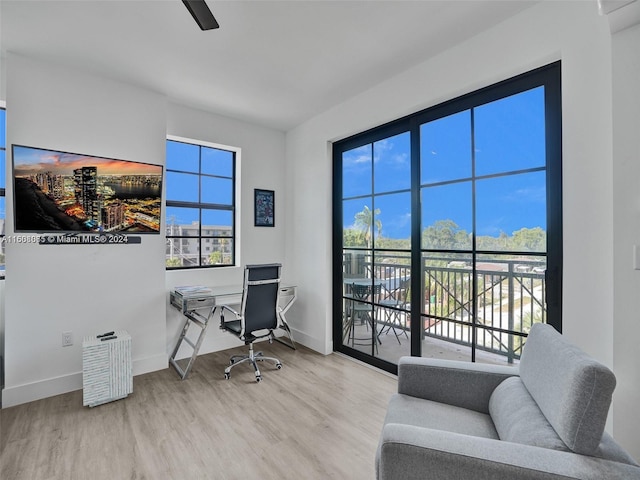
[208,251,222,265]
[343,227,366,247]
[353,205,381,248]
[511,227,546,252]
[166,257,181,267]
[422,219,469,250]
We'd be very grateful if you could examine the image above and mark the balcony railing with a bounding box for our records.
[343,251,546,363]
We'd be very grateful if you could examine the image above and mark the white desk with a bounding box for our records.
[169,284,297,379]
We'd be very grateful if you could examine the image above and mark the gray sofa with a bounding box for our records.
[376,323,640,479]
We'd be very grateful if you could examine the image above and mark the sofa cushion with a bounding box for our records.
[519,323,616,455]
[384,393,499,440]
[489,376,570,451]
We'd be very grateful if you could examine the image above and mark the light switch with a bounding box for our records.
[634,245,640,270]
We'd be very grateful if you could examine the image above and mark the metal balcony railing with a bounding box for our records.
[342,251,546,363]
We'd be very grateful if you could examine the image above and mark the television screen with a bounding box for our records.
[12,145,163,234]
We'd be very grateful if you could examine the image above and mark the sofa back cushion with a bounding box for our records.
[518,323,616,455]
[489,376,570,451]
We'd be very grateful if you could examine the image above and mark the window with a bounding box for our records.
[333,62,562,374]
[166,137,237,269]
[0,106,5,278]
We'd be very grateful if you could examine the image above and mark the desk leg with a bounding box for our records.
[273,312,296,350]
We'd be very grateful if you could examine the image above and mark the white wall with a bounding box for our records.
[2,53,168,406]
[612,22,640,461]
[165,103,288,357]
[286,0,639,455]
[1,55,290,406]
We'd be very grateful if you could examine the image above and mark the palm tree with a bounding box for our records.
[354,205,382,248]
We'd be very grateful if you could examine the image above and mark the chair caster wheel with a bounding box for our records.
[256,375,262,382]
[224,373,230,380]
[276,363,282,370]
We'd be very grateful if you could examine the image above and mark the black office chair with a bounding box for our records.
[219,263,283,382]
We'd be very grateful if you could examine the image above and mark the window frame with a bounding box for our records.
[332,62,562,374]
[165,135,239,270]
[0,104,6,279]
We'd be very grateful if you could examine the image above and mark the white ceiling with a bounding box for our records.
[0,0,538,132]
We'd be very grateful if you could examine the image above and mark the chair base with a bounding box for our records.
[224,343,282,382]
[378,313,409,345]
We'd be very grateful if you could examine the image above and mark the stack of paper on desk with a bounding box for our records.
[174,285,213,296]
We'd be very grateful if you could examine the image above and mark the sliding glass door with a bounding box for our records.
[339,130,412,365]
[333,62,562,374]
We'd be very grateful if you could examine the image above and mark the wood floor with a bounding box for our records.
[0,343,397,480]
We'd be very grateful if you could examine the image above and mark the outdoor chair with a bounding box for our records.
[378,277,410,344]
[344,281,382,353]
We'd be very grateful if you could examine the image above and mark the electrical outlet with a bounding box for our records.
[62,331,73,347]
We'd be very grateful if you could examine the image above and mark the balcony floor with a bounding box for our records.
[346,322,520,368]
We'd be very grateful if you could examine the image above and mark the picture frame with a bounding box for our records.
[254,189,275,227]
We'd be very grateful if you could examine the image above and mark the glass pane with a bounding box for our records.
[475,87,545,176]
[201,209,233,236]
[343,281,378,356]
[474,329,523,366]
[421,252,473,361]
[202,239,233,266]
[201,176,232,205]
[166,140,199,173]
[166,171,198,202]
[373,251,412,361]
[166,206,199,235]
[421,182,472,250]
[166,237,200,268]
[374,192,411,244]
[0,150,5,188]
[201,147,233,177]
[342,248,370,280]
[476,171,546,252]
[421,110,471,184]
[342,144,372,198]
[343,199,374,248]
[474,253,546,365]
[374,132,410,193]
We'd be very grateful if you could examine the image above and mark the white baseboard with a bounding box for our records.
[284,327,331,355]
[1,353,167,408]
[2,329,329,408]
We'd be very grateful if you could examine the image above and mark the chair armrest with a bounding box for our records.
[219,304,240,330]
[397,356,518,413]
[219,304,240,317]
[377,424,640,480]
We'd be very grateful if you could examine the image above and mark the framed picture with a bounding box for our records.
[254,189,275,227]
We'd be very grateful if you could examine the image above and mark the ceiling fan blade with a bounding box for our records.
[182,0,220,30]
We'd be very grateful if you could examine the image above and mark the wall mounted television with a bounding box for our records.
[12,145,163,234]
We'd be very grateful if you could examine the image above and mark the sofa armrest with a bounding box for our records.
[397,356,518,413]
[377,424,640,480]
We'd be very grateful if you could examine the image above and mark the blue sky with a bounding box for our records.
[12,145,163,177]
[165,140,234,228]
[342,87,546,240]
